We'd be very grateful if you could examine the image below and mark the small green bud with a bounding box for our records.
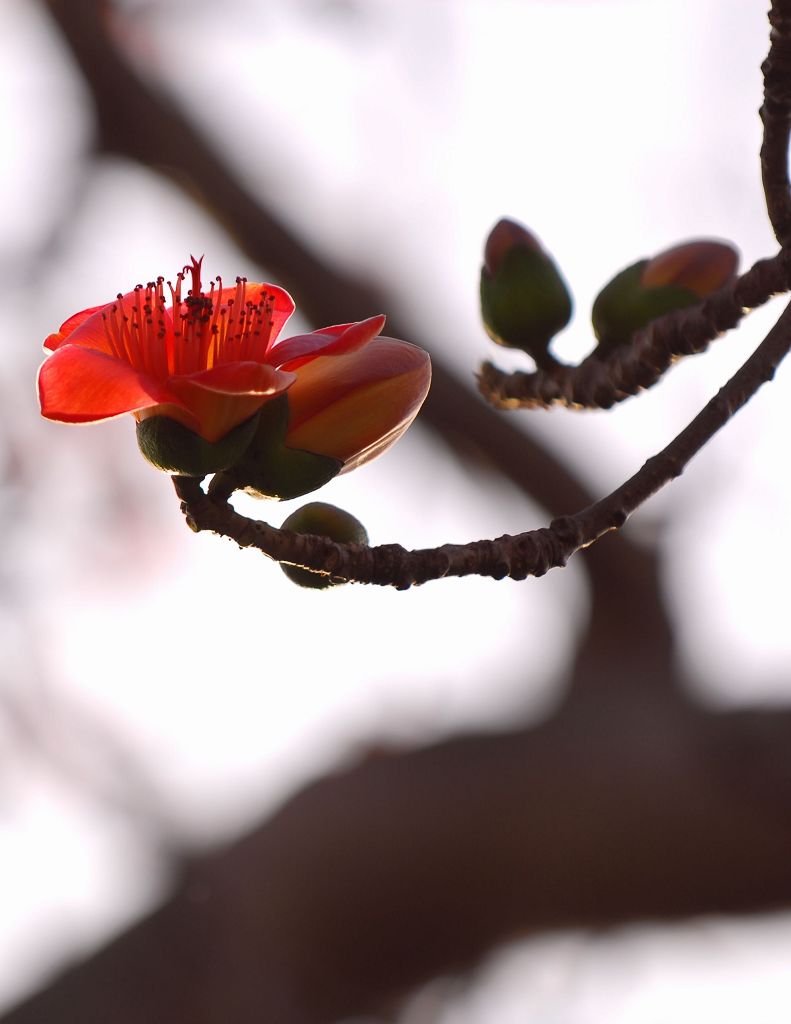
[280,502,368,589]
[136,412,260,477]
[216,395,343,500]
[480,218,572,367]
[592,239,738,357]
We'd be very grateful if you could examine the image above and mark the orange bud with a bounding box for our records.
[592,238,740,356]
[641,240,738,296]
[285,338,431,473]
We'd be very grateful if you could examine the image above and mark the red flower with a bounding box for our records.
[39,257,430,473]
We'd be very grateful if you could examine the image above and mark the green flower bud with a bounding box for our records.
[280,502,368,589]
[215,395,343,500]
[136,411,260,477]
[480,218,572,367]
[592,239,738,357]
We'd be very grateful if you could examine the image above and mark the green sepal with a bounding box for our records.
[214,394,343,500]
[591,260,699,358]
[136,412,261,477]
[480,245,572,363]
[280,501,368,589]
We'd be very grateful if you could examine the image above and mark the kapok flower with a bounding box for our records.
[39,257,431,486]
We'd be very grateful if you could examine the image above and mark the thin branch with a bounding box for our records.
[175,298,791,587]
[478,251,791,410]
[43,0,791,594]
[483,0,791,414]
[36,0,686,709]
[762,0,791,246]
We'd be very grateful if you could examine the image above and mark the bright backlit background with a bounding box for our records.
[2,1,790,1020]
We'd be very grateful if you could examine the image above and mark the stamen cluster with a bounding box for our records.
[100,258,277,377]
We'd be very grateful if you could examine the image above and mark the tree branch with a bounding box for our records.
[762,0,791,245]
[11,3,791,1021]
[482,0,791,412]
[176,298,791,587]
[41,0,791,588]
[5,703,791,1024]
[478,252,791,410]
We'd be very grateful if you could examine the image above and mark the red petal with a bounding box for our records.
[44,303,108,351]
[171,361,295,396]
[38,344,188,424]
[285,338,431,469]
[168,362,296,442]
[271,314,386,370]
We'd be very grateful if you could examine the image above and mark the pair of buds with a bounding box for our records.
[480,219,739,365]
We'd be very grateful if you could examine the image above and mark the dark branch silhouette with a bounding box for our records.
[41,0,791,589]
[762,0,791,245]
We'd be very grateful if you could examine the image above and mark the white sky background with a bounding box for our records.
[1,0,790,1020]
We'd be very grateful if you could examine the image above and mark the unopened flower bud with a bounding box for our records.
[223,395,344,500]
[280,502,368,589]
[222,333,430,501]
[591,239,738,357]
[136,412,260,477]
[480,218,572,367]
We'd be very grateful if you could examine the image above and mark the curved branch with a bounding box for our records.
[175,298,791,587]
[478,252,791,410]
[44,0,791,597]
[485,0,791,414]
[762,0,791,245]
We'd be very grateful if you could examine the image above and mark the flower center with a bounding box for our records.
[100,256,277,379]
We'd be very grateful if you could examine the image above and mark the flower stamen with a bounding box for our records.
[98,266,287,380]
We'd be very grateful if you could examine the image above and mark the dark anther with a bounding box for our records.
[185,294,213,321]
